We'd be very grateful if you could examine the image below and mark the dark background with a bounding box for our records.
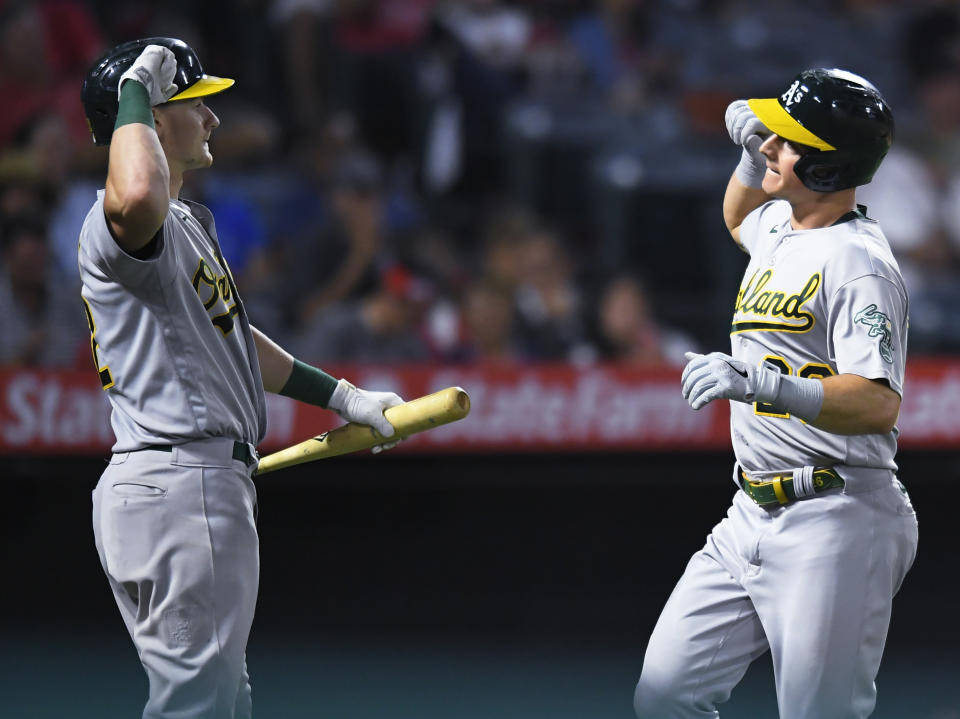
[2,450,957,718]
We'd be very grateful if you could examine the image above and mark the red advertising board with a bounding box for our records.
[0,360,955,455]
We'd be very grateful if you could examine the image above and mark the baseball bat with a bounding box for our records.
[254,386,471,475]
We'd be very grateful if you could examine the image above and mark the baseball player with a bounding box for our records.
[633,69,919,718]
[79,38,404,719]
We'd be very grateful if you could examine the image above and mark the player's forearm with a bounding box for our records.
[722,173,769,245]
[104,84,170,247]
[251,326,295,393]
[809,374,901,435]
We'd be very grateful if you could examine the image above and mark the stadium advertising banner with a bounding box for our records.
[0,360,956,454]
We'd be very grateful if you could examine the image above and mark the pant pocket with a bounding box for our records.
[111,482,167,498]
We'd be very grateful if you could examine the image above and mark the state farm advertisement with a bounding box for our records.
[0,360,956,455]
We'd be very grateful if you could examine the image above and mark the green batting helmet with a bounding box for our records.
[81,37,234,146]
[748,68,894,192]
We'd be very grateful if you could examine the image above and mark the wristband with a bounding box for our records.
[115,80,154,132]
[734,146,766,188]
[279,359,338,408]
[754,365,824,423]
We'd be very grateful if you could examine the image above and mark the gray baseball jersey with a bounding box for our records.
[78,191,266,451]
[730,199,908,473]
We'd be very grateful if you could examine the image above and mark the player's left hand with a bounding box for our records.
[681,351,781,410]
[118,44,179,105]
[328,379,405,452]
[725,100,767,151]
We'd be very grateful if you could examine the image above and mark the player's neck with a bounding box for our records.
[788,189,856,230]
[168,171,184,201]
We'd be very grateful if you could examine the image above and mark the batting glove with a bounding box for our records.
[725,100,768,188]
[327,379,405,453]
[681,351,781,410]
[118,45,179,105]
[681,351,825,421]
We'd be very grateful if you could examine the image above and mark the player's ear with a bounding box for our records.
[152,106,167,143]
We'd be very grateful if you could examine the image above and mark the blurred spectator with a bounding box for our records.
[270,0,337,142]
[590,273,695,366]
[856,3,960,351]
[445,277,524,363]
[475,201,537,290]
[563,0,660,112]
[0,211,87,367]
[407,0,530,208]
[856,147,960,352]
[0,182,53,219]
[895,4,960,174]
[294,263,432,364]
[438,0,531,71]
[265,147,399,336]
[0,0,939,369]
[0,0,105,181]
[513,225,594,363]
[328,0,434,163]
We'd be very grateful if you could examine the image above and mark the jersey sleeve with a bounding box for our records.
[77,194,177,287]
[828,274,908,396]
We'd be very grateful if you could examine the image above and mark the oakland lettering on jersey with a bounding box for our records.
[731,269,820,334]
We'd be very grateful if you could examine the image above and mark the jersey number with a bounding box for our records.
[755,354,834,419]
[81,297,114,390]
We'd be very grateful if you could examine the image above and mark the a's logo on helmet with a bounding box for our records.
[781,80,805,107]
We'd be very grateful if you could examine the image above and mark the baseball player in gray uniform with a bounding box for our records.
[633,69,919,718]
[79,38,404,719]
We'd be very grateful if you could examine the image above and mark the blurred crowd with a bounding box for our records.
[3,0,960,372]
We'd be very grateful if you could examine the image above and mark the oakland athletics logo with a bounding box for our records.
[781,79,804,107]
[192,257,239,335]
[854,304,894,363]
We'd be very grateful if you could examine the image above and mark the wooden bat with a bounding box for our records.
[254,386,471,475]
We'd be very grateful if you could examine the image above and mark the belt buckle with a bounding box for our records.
[769,475,790,505]
[742,472,790,507]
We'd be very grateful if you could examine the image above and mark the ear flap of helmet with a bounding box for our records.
[794,147,887,192]
[752,68,894,192]
[794,153,846,192]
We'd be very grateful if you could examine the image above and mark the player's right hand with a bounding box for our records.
[118,45,179,105]
[725,100,768,188]
[327,378,405,452]
[725,100,767,150]
[681,351,783,410]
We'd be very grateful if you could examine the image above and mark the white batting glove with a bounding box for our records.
[681,351,781,410]
[118,45,179,105]
[725,100,768,188]
[327,379,405,452]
